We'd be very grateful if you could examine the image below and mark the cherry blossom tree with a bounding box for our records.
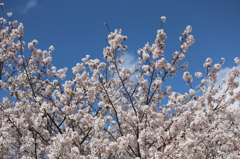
[0,4,240,159]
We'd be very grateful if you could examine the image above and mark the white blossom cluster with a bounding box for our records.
[0,6,240,159]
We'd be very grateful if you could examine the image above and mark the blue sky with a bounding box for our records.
[2,0,240,95]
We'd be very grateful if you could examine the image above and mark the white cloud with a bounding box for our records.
[119,51,138,70]
[21,0,38,14]
[113,51,139,82]
[215,65,240,109]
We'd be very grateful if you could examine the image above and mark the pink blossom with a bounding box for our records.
[0,9,239,159]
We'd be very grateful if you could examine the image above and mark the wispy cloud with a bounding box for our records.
[215,65,240,109]
[118,51,139,81]
[21,0,38,14]
[119,51,138,70]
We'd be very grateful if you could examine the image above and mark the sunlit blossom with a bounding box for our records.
[0,7,239,159]
[7,12,12,17]
[49,45,55,51]
[161,16,166,23]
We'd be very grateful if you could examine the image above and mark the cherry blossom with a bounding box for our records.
[0,5,240,158]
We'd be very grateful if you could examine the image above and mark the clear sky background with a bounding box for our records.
[1,0,240,102]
